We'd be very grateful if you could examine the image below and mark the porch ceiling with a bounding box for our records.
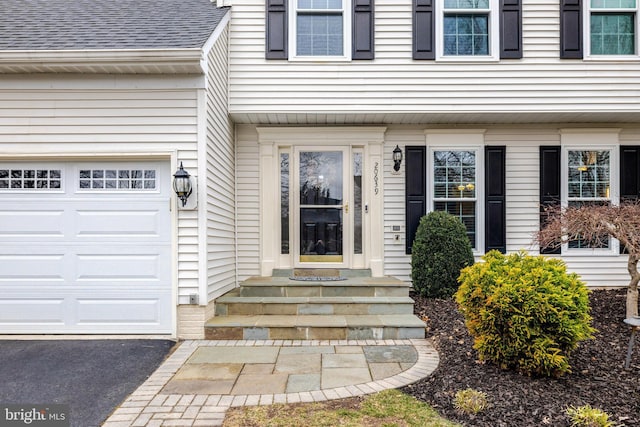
[230,111,640,126]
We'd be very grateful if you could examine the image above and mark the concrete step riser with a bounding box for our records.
[204,326,425,341]
[238,286,409,298]
[216,302,414,316]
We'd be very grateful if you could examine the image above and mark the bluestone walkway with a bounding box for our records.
[102,339,439,427]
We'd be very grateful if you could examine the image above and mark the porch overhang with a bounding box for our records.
[230,110,640,126]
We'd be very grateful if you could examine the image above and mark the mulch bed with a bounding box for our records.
[402,289,640,427]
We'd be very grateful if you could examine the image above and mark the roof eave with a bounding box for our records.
[0,48,206,74]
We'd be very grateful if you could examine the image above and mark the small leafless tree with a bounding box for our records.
[535,201,640,319]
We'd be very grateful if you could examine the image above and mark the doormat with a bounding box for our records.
[289,268,347,281]
[289,276,347,281]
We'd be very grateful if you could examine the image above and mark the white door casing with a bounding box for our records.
[256,127,386,276]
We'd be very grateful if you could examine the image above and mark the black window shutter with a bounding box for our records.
[406,146,427,254]
[539,146,562,254]
[413,0,435,60]
[560,0,583,59]
[620,146,640,202]
[485,146,507,253]
[620,146,640,254]
[353,0,375,60]
[266,0,288,59]
[500,0,522,59]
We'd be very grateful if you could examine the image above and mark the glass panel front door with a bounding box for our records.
[298,150,345,263]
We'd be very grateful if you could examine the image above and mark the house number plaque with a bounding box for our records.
[374,162,379,195]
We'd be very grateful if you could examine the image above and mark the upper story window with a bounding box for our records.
[293,0,347,57]
[441,0,498,58]
[266,0,374,61]
[587,0,637,56]
[414,0,521,60]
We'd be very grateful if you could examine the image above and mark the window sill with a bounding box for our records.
[435,56,500,63]
[583,55,640,62]
[288,56,352,63]
[561,248,619,256]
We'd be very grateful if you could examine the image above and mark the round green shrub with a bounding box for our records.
[411,211,474,298]
[455,250,595,377]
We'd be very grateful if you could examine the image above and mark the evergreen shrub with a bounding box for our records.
[410,211,474,298]
[455,250,595,377]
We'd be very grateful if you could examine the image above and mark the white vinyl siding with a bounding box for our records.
[229,0,640,122]
[205,27,238,302]
[379,125,636,288]
[0,80,202,307]
[236,125,262,280]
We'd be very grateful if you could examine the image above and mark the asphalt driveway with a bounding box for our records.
[0,339,176,427]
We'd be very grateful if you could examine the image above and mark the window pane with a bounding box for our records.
[353,152,363,255]
[443,14,490,56]
[297,14,343,56]
[590,13,635,55]
[433,150,476,199]
[445,0,490,9]
[591,0,636,8]
[298,0,342,9]
[567,201,611,249]
[434,201,477,248]
[281,153,290,254]
[567,150,610,199]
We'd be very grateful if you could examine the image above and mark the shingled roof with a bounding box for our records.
[0,0,229,50]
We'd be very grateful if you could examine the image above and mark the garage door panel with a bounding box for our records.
[76,298,165,325]
[75,209,166,240]
[0,209,65,240]
[0,297,66,325]
[75,252,168,282]
[0,254,66,282]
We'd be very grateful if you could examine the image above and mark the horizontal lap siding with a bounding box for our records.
[0,84,201,301]
[205,28,238,302]
[383,126,636,288]
[235,125,261,280]
[229,0,640,116]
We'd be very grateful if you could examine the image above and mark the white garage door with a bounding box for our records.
[0,161,172,334]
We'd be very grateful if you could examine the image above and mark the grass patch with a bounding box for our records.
[222,389,460,427]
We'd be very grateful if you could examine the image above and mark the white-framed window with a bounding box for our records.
[561,144,619,253]
[289,0,351,60]
[0,167,62,191]
[585,0,638,57]
[437,0,500,61]
[430,147,483,250]
[78,168,157,191]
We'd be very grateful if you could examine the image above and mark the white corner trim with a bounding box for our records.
[201,10,232,68]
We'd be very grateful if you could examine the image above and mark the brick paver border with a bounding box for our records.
[102,339,439,427]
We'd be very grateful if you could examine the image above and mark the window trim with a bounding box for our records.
[560,142,620,254]
[427,141,485,254]
[288,0,352,61]
[436,0,500,62]
[0,165,65,193]
[583,0,639,60]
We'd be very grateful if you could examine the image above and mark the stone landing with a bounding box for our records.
[205,270,426,340]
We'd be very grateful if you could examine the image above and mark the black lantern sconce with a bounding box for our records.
[393,145,403,172]
[173,162,193,207]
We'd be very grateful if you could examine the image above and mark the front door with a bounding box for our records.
[295,148,349,267]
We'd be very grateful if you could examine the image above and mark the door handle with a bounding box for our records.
[344,202,349,214]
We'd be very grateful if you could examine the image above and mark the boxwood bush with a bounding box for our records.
[411,211,474,298]
[455,250,595,377]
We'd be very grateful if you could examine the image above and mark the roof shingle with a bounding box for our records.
[0,0,229,50]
